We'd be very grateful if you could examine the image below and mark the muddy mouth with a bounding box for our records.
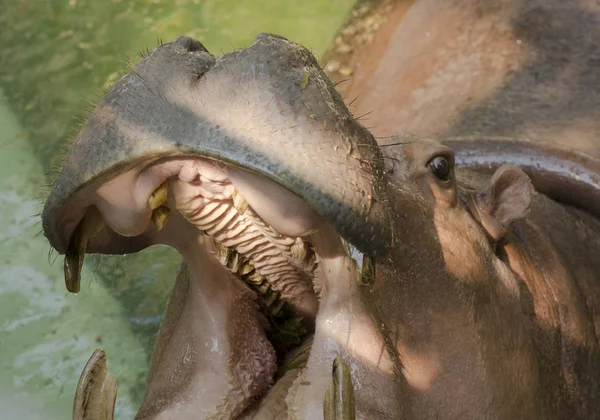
[59,153,370,418]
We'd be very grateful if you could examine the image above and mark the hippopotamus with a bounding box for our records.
[41,33,600,419]
[331,0,600,158]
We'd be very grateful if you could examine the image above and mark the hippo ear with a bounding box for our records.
[474,165,534,241]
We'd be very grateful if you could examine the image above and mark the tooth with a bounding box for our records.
[227,251,241,273]
[262,289,280,307]
[256,279,271,295]
[291,238,308,262]
[239,263,254,276]
[245,271,265,286]
[151,206,171,231]
[268,299,286,317]
[214,241,232,266]
[73,349,117,420]
[148,180,168,210]
[359,255,376,286]
[64,206,104,294]
[323,356,356,420]
[232,189,248,214]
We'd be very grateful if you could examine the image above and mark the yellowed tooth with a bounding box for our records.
[359,255,376,286]
[64,206,104,294]
[269,299,286,317]
[151,206,171,231]
[291,238,308,262]
[239,263,254,276]
[214,241,231,265]
[323,356,356,420]
[148,180,168,210]
[73,349,117,420]
[262,288,280,307]
[227,251,241,273]
[256,279,271,295]
[232,188,248,214]
[244,269,263,283]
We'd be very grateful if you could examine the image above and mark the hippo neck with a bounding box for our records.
[443,137,600,222]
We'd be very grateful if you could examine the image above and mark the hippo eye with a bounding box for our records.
[428,156,452,181]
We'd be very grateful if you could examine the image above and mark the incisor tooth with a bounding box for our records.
[148,180,168,210]
[64,206,104,294]
[151,206,171,231]
[232,189,248,214]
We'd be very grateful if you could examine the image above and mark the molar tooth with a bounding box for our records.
[215,242,232,266]
[151,206,171,231]
[262,289,280,307]
[64,206,104,294]
[268,300,286,317]
[148,180,168,210]
[256,279,271,295]
[232,189,248,214]
[239,263,254,276]
[291,238,308,262]
[245,271,265,286]
[227,251,241,273]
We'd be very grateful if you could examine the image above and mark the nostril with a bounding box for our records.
[174,35,208,53]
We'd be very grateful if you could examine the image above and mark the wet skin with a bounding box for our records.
[43,34,600,419]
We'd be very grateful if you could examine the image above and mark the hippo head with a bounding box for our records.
[43,34,541,419]
[43,33,391,419]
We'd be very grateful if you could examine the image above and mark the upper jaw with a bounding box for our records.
[41,31,397,419]
[42,32,391,259]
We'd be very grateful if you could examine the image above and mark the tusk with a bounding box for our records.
[323,356,356,420]
[64,206,104,294]
[73,349,117,420]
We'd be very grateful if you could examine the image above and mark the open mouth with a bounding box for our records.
[41,32,395,419]
[57,154,371,418]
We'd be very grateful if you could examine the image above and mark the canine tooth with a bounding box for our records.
[148,180,168,210]
[291,238,308,262]
[64,206,104,294]
[151,206,171,231]
[232,189,248,214]
[73,349,117,420]
[323,356,356,420]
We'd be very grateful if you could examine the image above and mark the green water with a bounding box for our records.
[0,1,353,418]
